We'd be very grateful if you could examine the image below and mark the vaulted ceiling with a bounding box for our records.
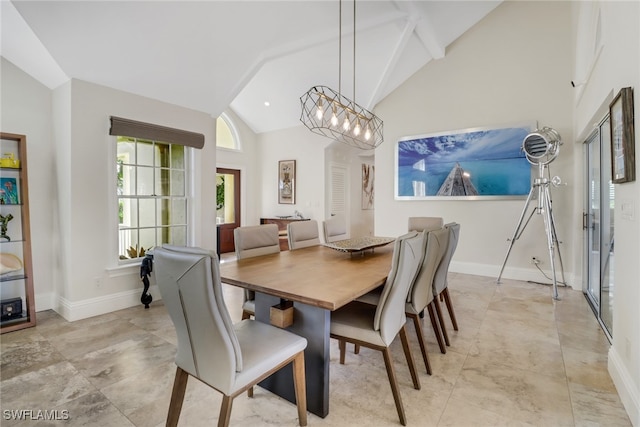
[3,1,501,134]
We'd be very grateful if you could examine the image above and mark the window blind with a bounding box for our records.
[109,116,204,149]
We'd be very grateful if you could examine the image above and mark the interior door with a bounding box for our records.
[216,168,240,254]
[329,163,349,236]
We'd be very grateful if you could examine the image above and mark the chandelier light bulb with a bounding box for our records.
[364,125,371,141]
[316,98,324,120]
[342,114,351,131]
[353,121,361,136]
[330,106,339,127]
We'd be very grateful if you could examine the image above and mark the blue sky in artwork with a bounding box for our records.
[398,127,528,166]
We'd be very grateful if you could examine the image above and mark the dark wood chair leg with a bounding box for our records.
[427,302,446,354]
[354,344,360,354]
[381,347,407,426]
[443,288,459,331]
[292,352,308,426]
[433,294,450,346]
[218,395,233,427]
[409,313,432,374]
[339,340,346,364]
[399,325,421,389]
[241,310,252,320]
[167,367,189,427]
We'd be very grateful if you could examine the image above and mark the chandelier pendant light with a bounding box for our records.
[300,0,383,149]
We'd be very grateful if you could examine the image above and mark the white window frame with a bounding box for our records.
[113,136,190,265]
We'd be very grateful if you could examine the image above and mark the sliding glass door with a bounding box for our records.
[584,116,614,338]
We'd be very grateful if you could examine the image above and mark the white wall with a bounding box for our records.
[571,2,640,424]
[257,125,331,223]
[375,1,575,284]
[1,58,56,311]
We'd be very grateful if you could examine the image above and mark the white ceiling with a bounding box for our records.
[3,1,501,134]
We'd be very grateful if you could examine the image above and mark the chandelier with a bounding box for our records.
[300,0,383,150]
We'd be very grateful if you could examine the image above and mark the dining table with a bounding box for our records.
[219,240,395,418]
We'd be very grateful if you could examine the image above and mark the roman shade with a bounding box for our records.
[109,116,205,149]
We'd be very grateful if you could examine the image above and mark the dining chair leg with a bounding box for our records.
[399,325,421,389]
[433,295,450,346]
[339,340,346,364]
[167,367,189,427]
[247,386,253,397]
[292,352,308,426]
[408,313,432,374]
[241,310,252,320]
[218,395,233,427]
[354,344,360,354]
[442,288,459,331]
[427,302,446,354]
[381,347,407,426]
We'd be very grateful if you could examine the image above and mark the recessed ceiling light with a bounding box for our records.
[264,101,270,107]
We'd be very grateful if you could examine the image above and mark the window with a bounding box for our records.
[216,114,240,150]
[116,136,187,261]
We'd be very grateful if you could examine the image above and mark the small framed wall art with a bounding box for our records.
[609,87,635,184]
[278,160,296,204]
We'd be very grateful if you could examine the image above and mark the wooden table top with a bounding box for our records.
[219,244,394,311]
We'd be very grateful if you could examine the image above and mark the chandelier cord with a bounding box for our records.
[338,0,342,97]
[353,0,356,104]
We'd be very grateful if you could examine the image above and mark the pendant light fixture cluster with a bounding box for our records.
[300,0,383,149]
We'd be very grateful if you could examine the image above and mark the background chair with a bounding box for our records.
[153,245,308,427]
[405,227,449,370]
[330,231,424,426]
[287,220,320,250]
[322,216,348,243]
[234,224,281,319]
[408,216,443,232]
[432,222,461,347]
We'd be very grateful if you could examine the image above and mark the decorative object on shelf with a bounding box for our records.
[300,0,383,150]
[396,123,535,200]
[609,86,635,183]
[0,178,19,204]
[0,253,23,275]
[140,252,153,309]
[0,153,19,168]
[0,213,13,241]
[278,160,296,204]
[1,297,23,321]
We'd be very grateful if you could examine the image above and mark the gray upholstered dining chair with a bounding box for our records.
[404,227,449,369]
[287,220,320,250]
[330,231,424,426]
[153,245,308,427]
[234,224,281,319]
[432,222,461,347]
[408,216,443,232]
[322,216,348,243]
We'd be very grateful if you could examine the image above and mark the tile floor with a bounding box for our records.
[0,272,631,426]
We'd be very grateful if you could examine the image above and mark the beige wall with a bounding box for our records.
[375,1,575,283]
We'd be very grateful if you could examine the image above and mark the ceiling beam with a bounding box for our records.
[366,16,418,109]
[392,0,445,59]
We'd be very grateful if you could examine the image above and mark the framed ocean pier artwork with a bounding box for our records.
[395,123,534,200]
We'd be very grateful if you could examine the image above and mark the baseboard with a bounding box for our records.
[609,346,640,426]
[55,285,161,322]
[451,261,580,291]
